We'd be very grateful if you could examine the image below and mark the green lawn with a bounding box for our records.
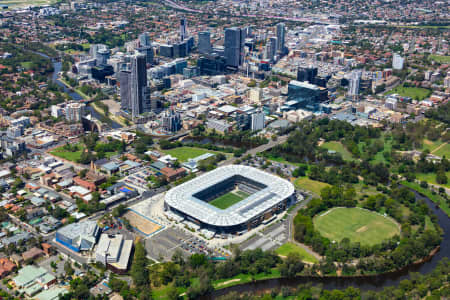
[263,154,304,167]
[416,172,450,189]
[429,54,450,64]
[81,43,91,51]
[313,207,400,246]
[275,242,319,263]
[209,191,247,209]
[0,0,53,9]
[425,216,435,232]
[321,141,354,161]
[357,134,392,164]
[161,146,227,162]
[385,85,432,101]
[421,139,445,153]
[49,144,117,162]
[401,181,450,217]
[50,145,84,162]
[213,268,281,289]
[20,61,34,69]
[294,177,331,196]
[432,143,450,158]
[374,136,392,164]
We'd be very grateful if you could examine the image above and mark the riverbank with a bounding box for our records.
[211,245,442,292]
[89,101,129,127]
[58,77,92,100]
[401,181,450,216]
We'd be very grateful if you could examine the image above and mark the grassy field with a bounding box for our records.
[263,154,304,167]
[294,177,331,196]
[429,54,450,64]
[432,143,450,158]
[20,61,33,69]
[385,85,432,101]
[50,145,84,162]
[0,0,53,9]
[161,146,228,162]
[212,268,281,289]
[421,139,445,153]
[209,191,248,209]
[49,144,116,162]
[416,172,450,189]
[313,207,400,246]
[425,216,435,232]
[81,43,91,51]
[275,242,319,263]
[321,141,354,161]
[356,134,392,164]
[401,181,450,217]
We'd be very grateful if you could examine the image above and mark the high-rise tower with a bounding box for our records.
[198,31,212,54]
[224,27,245,68]
[276,23,286,55]
[180,17,187,41]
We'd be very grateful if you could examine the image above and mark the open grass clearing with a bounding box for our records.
[0,0,53,9]
[49,144,116,162]
[161,146,229,162]
[320,141,355,161]
[49,144,84,162]
[263,154,305,167]
[421,139,445,153]
[385,84,432,101]
[294,177,330,196]
[432,142,450,158]
[212,268,281,289]
[416,172,450,189]
[313,207,400,246]
[429,54,450,64]
[425,216,435,232]
[275,242,319,263]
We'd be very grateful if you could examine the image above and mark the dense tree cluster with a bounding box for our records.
[425,101,450,125]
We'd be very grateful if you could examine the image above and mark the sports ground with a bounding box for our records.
[209,190,250,209]
[313,207,400,246]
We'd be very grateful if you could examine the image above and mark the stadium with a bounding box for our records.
[165,165,296,234]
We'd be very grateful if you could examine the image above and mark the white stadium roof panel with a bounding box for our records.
[165,165,295,227]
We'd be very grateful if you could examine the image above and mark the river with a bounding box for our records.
[209,188,450,297]
[38,51,122,129]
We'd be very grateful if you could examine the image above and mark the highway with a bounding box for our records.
[162,0,336,24]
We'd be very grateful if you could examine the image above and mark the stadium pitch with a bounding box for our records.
[209,190,250,209]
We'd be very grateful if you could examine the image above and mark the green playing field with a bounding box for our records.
[313,207,400,246]
[209,191,250,209]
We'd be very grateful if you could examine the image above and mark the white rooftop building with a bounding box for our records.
[95,234,133,272]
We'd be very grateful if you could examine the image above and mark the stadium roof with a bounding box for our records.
[165,165,295,227]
